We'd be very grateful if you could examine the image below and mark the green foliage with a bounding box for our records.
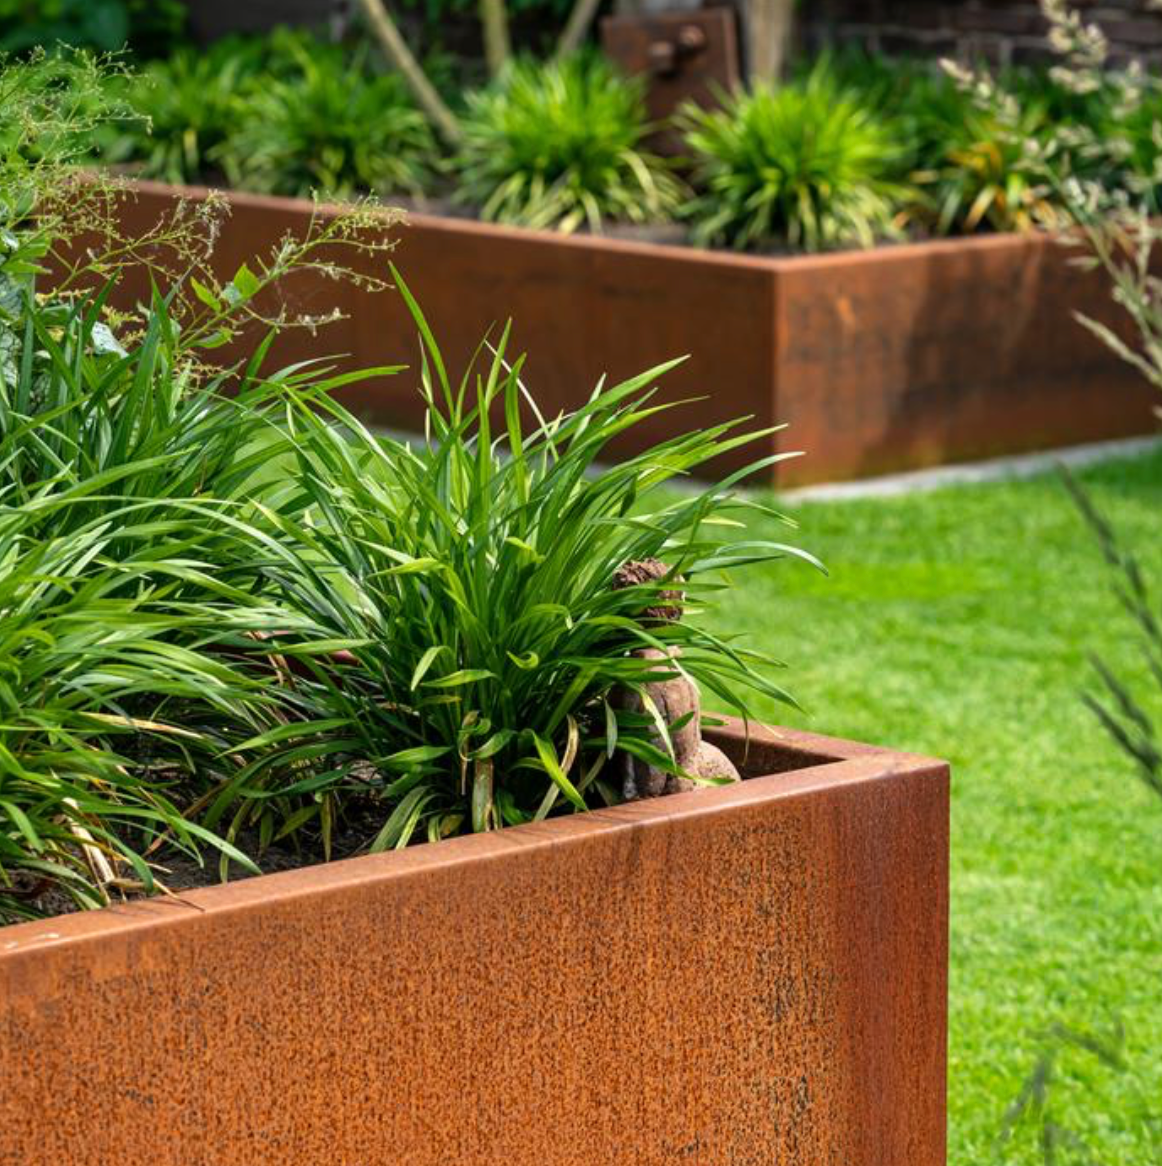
[0,267,398,917]
[0,269,315,918]
[820,50,1115,235]
[0,48,124,231]
[199,268,818,850]
[939,3,1162,231]
[220,34,438,200]
[457,53,683,232]
[0,252,406,917]
[59,16,1162,249]
[679,63,907,251]
[0,47,413,916]
[101,37,268,185]
[909,86,1062,235]
[0,497,274,923]
[0,0,186,57]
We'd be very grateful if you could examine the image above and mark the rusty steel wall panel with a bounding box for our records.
[103,181,780,482]
[0,721,948,1166]
[84,180,1155,486]
[601,9,741,154]
[770,232,1158,481]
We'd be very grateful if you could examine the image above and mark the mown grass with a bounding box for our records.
[698,448,1162,1165]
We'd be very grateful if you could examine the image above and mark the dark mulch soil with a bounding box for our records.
[20,793,392,923]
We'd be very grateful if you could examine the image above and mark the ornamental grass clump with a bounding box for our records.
[0,242,395,919]
[904,74,1064,235]
[220,33,438,200]
[0,260,406,918]
[0,48,414,918]
[101,38,266,185]
[0,500,280,923]
[819,54,1071,236]
[457,53,684,233]
[679,63,907,252]
[201,269,822,851]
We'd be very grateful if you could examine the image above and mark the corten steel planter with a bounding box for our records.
[0,719,948,1166]
[109,180,1155,487]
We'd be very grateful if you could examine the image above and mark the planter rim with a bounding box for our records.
[0,717,944,960]
[123,176,1061,275]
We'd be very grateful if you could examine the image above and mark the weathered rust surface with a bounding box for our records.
[0,720,948,1166]
[107,180,779,481]
[771,232,1157,482]
[104,180,1153,486]
[601,9,741,154]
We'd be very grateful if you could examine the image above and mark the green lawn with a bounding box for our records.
[702,449,1162,1165]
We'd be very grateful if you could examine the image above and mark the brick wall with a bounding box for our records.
[800,1,1162,65]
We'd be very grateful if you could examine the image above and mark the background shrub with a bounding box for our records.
[911,91,1062,235]
[220,33,438,199]
[679,62,907,251]
[0,0,185,57]
[457,52,683,232]
[822,51,1108,236]
[102,37,267,185]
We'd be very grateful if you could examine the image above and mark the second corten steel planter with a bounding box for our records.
[0,718,949,1165]
[108,179,1158,487]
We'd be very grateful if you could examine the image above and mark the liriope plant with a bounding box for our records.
[0,491,293,922]
[679,63,907,251]
[457,53,684,233]
[198,268,823,853]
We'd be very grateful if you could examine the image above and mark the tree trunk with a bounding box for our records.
[355,0,464,145]
[746,0,795,85]
[556,0,602,58]
[480,0,512,76]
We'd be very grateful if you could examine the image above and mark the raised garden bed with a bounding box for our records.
[0,718,948,1165]
[114,178,1158,486]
